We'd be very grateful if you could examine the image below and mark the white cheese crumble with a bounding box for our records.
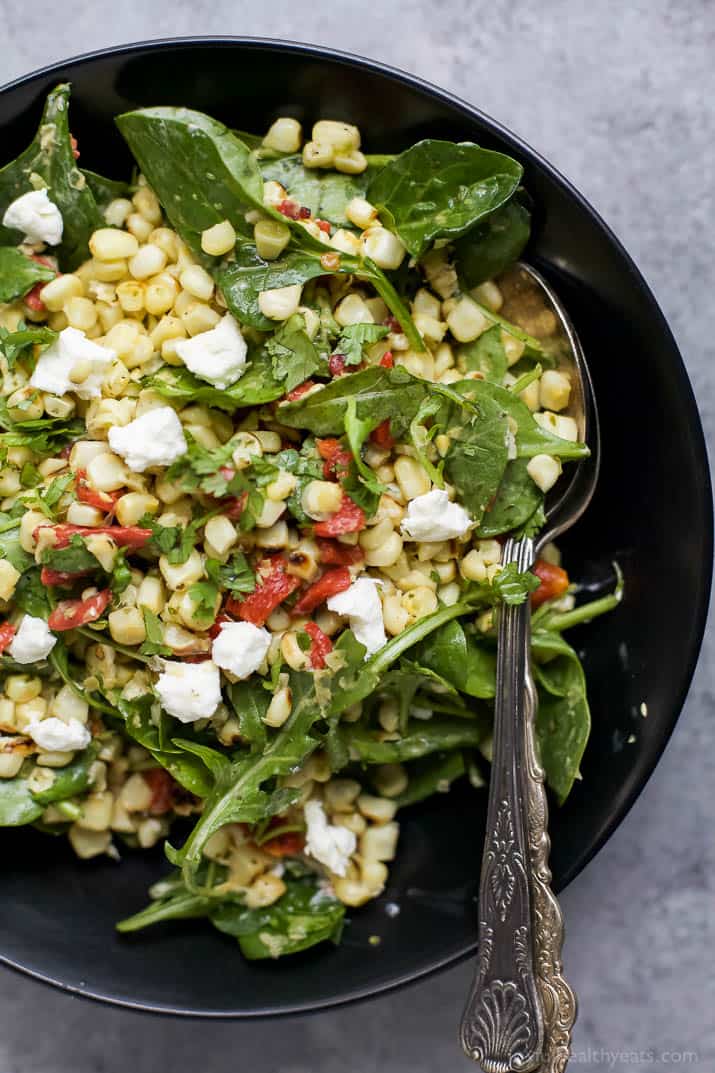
[2,188,63,245]
[108,406,187,472]
[211,620,270,679]
[8,615,57,664]
[30,327,115,400]
[304,799,356,877]
[154,659,222,723]
[327,576,386,657]
[400,488,473,542]
[27,717,90,752]
[174,313,248,389]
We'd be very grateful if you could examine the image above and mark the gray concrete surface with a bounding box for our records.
[1,1,713,1070]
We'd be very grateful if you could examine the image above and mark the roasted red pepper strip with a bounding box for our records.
[226,557,299,626]
[40,567,94,587]
[35,523,152,550]
[304,621,333,670]
[70,134,80,160]
[369,418,394,449]
[316,538,364,566]
[328,353,347,377]
[314,495,366,537]
[316,437,352,480]
[0,623,16,654]
[75,470,121,512]
[24,255,57,312]
[379,350,394,368]
[530,560,570,609]
[48,589,111,631]
[262,830,306,858]
[286,380,316,401]
[293,566,351,616]
[143,768,176,815]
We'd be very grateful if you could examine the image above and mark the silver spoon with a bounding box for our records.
[460,263,600,1072]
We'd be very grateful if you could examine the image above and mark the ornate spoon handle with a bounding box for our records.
[460,537,544,1073]
[523,629,577,1073]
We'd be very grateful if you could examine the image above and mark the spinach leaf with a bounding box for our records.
[340,716,488,765]
[477,458,544,538]
[31,741,99,805]
[0,322,57,370]
[454,197,531,288]
[395,751,467,809]
[139,608,171,657]
[342,397,385,515]
[0,769,43,826]
[278,364,427,437]
[366,140,523,258]
[0,248,54,302]
[532,630,590,804]
[0,511,32,573]
[116,106,264,257]
[0,84,102,269]
[0,744,98,827]
[80,169,129,213]
[265,313,322,392]
[335,322,389,366]
[458,324,508,383]
[211,875,345,959]
[441,388,510,525]
[415,619,497,699]
[146,349,284,411]
[260,154,371,227]
[13,566,50,617]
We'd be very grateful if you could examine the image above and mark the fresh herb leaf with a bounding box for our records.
[187,575,220,627]
[0,249,55,303]
[13,566,50,617]
[454,196,531,288]
[39,533,98,574]
[226,679,268,754]
[491,561,540,605]
[110,549,132,600]
[146,350,284,411]
[415,619,497,700]
[212,551,255,596]
[0,407,83,456]
[265,313,322,392]
[140,608,171,657]
[335,322,389,367]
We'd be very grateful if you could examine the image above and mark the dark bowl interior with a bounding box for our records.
[0,39,711,1017]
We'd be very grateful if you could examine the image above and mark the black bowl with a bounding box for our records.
[0,38,711,1017]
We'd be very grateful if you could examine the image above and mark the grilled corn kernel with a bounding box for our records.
[68,826,111,859]
[159,549,204,591]
[345,196,378,229]
[401,586,438,619]
[312,120,360,151]
[257,283,302,321]
[460,549,488,582]
[534,411,579,442]
[244,872,287,909]
[263,116,302,153]
[39,273,83,312]
[0,559,20,601]
[89,228,139,262]
[6,387,44,422]
[519,379,540,412]
[254,219,291,260]
[254,521,290,549]
[361,821,399,861]
[264,686,292,728]
[302,480,343,520]
[502,333,525,366]
[178,264,214,302]
[334,149,368,175]
[334,293,373,326]
[302,140,334,168]
[181,301,221,337]
[357,794,397,823]
[104,198,132,228]
[86,452,127,493]
[446,296,488,342]
[5,674,42,704]
[114,492,158,527]
[149,227,178,261]
[526,454,562,493]
[539,369,571,412]
[471,280,503,312]
[129,243,167,280]
[19,510,50,553]
[118,772,154,811]
[360,227,406,270]
[364,531,403,568]
[331,229,361,255]
[204,515,238,558]
[49,684,89,724]
[280,632,310,672]
[201,219,236,257]
[382,591,409,635]
[394,455,431,500]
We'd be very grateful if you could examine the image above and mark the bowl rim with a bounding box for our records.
[0,34,712,1019]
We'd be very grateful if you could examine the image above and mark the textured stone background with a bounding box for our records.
[0,2,713,1070]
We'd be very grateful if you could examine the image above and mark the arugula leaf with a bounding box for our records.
[226,679,268,754]
[265,313,322,392]
[394,751,467,809]
[212,551,255,597]
[140,608,171,657]
[340,716,488,765]
[39,533,99,575]
[0,407,83,456]
[454,196,531,288]
[0,744,99,828]
[342,397,385,515]
[459,324,508,383]
[366,140,523,258]
[0,84,102,269]
[335,322,389,366]
[491,562,540,605]
[146,349,284,411]
[113,693,213,796]
[0,248,55,303]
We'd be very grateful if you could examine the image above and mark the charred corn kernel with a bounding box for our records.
[46,311,68,331]
[254,521,290,549]
[526,453,562,492]
[86,452,127,492]
[519,379,540,411]
[110,798,137,833]
[359,518,394,551]
[254,498,287,529]
[330,229,361,255]
[364,531,403,568]
[126,212,153,242]
[502,332,525,366]
[200,219,236,256]
[382,591,409,635]
[136,576,165,616]
[204,515,238,558]
[345,196,378,230]
[5,675,42,703]
[76,791,114,832]
[334,149,367,175]
[89,228,139,262]
[253,218,291,260]
[284,540,320,582]
[104,198,132,228]
[0,753,23,779]
[0,698,15,726]
[460,549,488,582]
[244,872,287,909]
[394,455,431,500]
[280,632,310,672]
[0,559,20,600]
[264,686,292,728]
[148,227,178,260]
[159,549,204,590]
[372,763,408,798]
[446,296,488,343]
[334,293,373,326]
[263,116,302,153]
[39,273,83,311]
[324,778,362,813]
[534,411,579,442]
[539,369,571,411]
[357,794,397,823]
[313,120,360,151]
[360,226,406,270]
[7,387,44,421]
[119,772,153,811]
[42,394,75,420]
[302,140,334,168]
[20,510,48,553]
[471,280,503,312]
[258,283,302,321]
[92,258,128,282]
[302,479,344,520]
[114,492,158,527]
[178,264,214,302]
[68,826,111,858]
[361,821,399,861]
[402,586,438,619]
[84,534,117,572]
[129,243,167,280]
[0,467,20,495]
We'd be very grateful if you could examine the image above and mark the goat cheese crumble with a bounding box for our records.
[211,620,271,679]
[8,615,57,664]
[304,799,356,877]
[108,406,187,472]
[27,717,91,753]
[2,188,63,245]
[30,327,115,400]
[174,313,248,389]
[327,577,386,656]
[400,488,473,542]
[154,660,222,723]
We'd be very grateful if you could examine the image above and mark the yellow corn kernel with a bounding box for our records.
[148,227,178,261]
[0,559,20,601]
[502,332,525,366]
[394,456,431,501]
[178,264,214,302]
[39,273,83,312]
[357,793,397,823]
[20,510,48,553]
[116,280,145,314]
[92,258,128,282]
[118,772,154,811]
[76,791,114,832]
[334,293,373,326]
[129,243,167,280]
[360,227,405,270]
[372,763,408,798]
[5,675,42,703]
[132,185,163,224]
[401,586,438,619]
[6,387,44,421]
[204,515,238,558]
[86,452,128,492]
[312,120,360,151]
[301,480,343,520]
[264,686,292,728]
[446,296,489,343]
[159,549,204,590]
[136,575,165,616]
[330,229,361,255]
[254,219,291,261]
[526,453,562,493]
[126,212,153,242]
[460,549,488,582]
[280,632,310,672]
[257,284,302,321]
[180,301,221,337]
[103,198,132,228]
[89,228,139,262]
[345,196,378,230]
[539,369,571,412]
[115,492,159,527]
[0,753,24,779]
[263,116,303,153]
[334,149,367,175]
[382,591,409,636]
[150,314,186,350]
[68,826,111,859]
[200,220,236,257]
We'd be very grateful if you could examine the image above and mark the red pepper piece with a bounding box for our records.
[286,380,316,401]
[70,134,80,160]
[226,556,299,626]
[40,567,94,587]
[208,613,231,639]
[143,768,176,815]
[316,437,352,480]
[369,418,394,449]
[0,623,16,654]
[315,218,331,233]
[530,559,570,609]
[35,523,152,550]
[75,470,121,512]
[316,538,364,566]
[48,589,111,631]
[293,566,351,616]
[328,353,347,377]
[263,830,306,858]
[379,350,394,368]
[304,621,334,669]
[314,494,366,537]
[24,283,47,312]
[384,315,402,333]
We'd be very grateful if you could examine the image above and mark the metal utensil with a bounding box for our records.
[460,263,600,1072]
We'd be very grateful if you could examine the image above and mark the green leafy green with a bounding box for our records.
[109,549,132,600]
[395,751,467,808]
[342,397,385,515]
[532,630,590,803]
[146,349,284,411]
[13,566,51,617]
[459,324,508,383]
[260,154,371,227]
[335,322,389,366]
[477,459,544,538]
[0,248,55,302]
[416,619,497,699]
[80,169,129,212]
[491,562,540,605]
[454,197,531,288]
[211,551,255,597]
[0,408,83,456]
[366,140,523,258]
[113,694,213,797]
[139,608,171,657]
[340,716,488,765]
[226,679,268,754]
[265,313,322,392]
[39,533,98,575]
[0,744,98,828]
